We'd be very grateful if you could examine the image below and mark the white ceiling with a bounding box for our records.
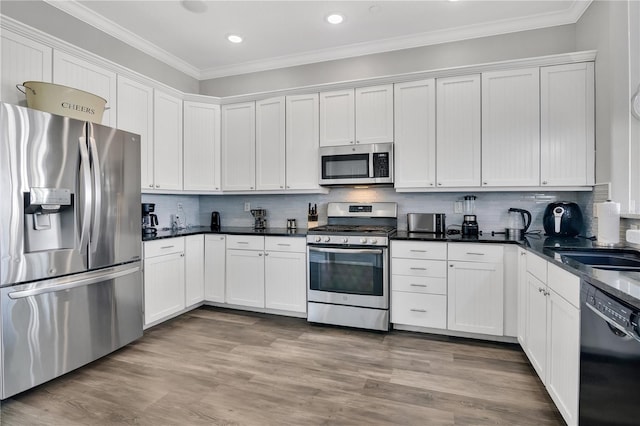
[45,0,592,80]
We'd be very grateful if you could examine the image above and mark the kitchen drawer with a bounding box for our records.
[144,237,185,258]
[391,291,447,329]
[526,252,548,282]
[391,241,447,260]
[392,275,446,295]
[391,258,447,278]
[447,243,504,263]
[226,235,265,251]
[547,262,580,308]
[265,236,306,253]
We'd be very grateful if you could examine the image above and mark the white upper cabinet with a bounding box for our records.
[1,30,52,106]
[52,51,116,127]
[256,96,286,190]
[320,89,354,146]
[286,93,321,190]
[320,84,393,146]
[541,62,595,186]
[482,68,540,187]
[221,102,256,191]
[183,101,221,191]
[394,79,437,189]
[153,90,183,190]
[355,84,394,144]
[436,75,481,188]
[116,76,154,190]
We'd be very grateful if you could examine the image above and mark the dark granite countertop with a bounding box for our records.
[142,226,307,241]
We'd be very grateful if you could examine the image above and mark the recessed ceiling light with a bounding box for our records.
[227,34,243,44]
[181,0,207,14]
[326,13,345,25]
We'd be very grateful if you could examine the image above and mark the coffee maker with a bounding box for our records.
[250,208,267,230]
[142,203,159,236]
[461,195,479,236]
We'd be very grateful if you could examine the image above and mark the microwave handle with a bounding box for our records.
[369,152,374,178]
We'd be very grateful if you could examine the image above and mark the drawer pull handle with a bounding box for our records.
[277,244,291,247]
[410,267,427,271]
[410,284,427,288]
[410,250,427,253]
[410,309,427,313]
[466,252,485,256]
[160,245,174,249]
[237,242,249,244]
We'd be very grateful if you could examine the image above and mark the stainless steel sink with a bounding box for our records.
[552,248,640,271]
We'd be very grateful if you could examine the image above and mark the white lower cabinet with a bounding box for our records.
[226,236,265,308]
[185,235,205,307]
[521,252,580,426]
[204,235,226,303]
[224,235,307,314]
[143,238,186,326]
[447,244,504,336]
[391,241,448,329]
[265,237,307,313]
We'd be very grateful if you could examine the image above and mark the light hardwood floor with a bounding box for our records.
[1,307,564,425]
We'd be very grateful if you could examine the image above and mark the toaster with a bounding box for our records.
[407,213,446,233]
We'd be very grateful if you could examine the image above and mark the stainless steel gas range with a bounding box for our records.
[306,202,397,331]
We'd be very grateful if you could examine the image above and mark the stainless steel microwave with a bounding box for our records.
[319,143,393,186]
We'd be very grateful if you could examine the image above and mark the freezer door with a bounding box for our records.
[0,263,143,399]
[0,102,89,286]
[86,122,142,269]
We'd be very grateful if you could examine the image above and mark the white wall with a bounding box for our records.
[200,25,577,97]
[0,0,199,93]
[577,0,634,211]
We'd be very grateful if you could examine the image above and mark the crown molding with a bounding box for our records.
[31,0,593,81]
[43,0,201,79]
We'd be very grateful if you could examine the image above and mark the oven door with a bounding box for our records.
[307,245,388,309]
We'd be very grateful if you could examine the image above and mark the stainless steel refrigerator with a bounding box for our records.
[0,102,143,399]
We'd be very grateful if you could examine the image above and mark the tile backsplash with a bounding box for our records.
[144,188,594,236]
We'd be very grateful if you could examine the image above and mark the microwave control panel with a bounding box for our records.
[373,153,390,178]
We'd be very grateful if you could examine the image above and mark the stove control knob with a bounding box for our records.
[315,236,321,243]
[324,236,331,243]
[343,237,348,243]
[370,238,378,244]
[360,238,367,244]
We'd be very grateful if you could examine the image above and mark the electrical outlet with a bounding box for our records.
[244,202,250,212]
[454,201,463,214]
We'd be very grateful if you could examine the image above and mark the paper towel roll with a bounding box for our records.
[596,200,620,245]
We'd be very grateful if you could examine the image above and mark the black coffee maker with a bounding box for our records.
[142,203,159,236]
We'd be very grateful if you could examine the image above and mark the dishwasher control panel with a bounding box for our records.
[585,284,637,331]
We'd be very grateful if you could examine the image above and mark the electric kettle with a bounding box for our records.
[506,208,532,240]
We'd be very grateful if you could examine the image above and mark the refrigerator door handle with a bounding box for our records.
[88,131,102,254]
[7,263,140,299]
[78,136,92,253]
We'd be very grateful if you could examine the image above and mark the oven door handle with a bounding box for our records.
[309,246,384,255]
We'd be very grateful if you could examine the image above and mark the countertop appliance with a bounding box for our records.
[250,208,267,229]
[210,211,221,231]
[407,213,445,233]
[0,102,142,399]
[142,203,159,236]
[319,142,393,186]
[543,202,584,237]
[307,202,397,331]
[580,278,640,424]
[461,195,479,236]
[506,208,532,240]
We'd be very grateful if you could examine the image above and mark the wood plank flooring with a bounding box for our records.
[1,307,564,425]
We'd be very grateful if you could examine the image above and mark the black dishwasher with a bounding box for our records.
[580,279,640,425]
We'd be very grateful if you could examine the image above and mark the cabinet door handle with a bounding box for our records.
[410,284,427,288]
[155,185,160,188]
[410,309,427,313]
[149,184,153,188]
[542,181,548,185]
[258,253,263,256]
[180,253,184,257]
[264,253,269,256]
[538,287,544,293]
